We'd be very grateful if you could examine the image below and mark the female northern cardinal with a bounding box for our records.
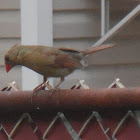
[5,44,115,88]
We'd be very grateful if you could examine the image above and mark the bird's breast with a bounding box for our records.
[26,65,73,78]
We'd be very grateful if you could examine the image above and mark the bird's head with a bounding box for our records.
[4,44,20,72]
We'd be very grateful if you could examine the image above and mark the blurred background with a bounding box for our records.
[0,0,140,89]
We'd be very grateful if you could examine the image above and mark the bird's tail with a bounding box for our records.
[82,44,115,56]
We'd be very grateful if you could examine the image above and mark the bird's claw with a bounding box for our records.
[30,82,46,103]
[30,81,55,103]
[33,83,46,92]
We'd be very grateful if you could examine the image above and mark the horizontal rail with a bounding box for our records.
[1,88,140,112]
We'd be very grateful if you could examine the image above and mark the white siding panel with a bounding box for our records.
[0,0,20,9]
[54,38,96,50]
[0,0,137,11]
[87,39,140,65]
[111,0,140,8]
[115,20,140,37]
[0,10,139,39]
[53,0,139,11]
[53,11,100,38]
[0,11,20,37]
[54,12,140,39]
[53,0,100,10]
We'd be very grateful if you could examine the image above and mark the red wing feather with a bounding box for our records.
[58,47,81,53]
[54,54,82,69]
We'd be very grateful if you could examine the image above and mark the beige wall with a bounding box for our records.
[0,0,139,89]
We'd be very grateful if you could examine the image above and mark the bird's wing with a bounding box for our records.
[53,54,82,69]
[42,47,83,69]
[18,46,82,69]
[57,47,84,61]
[58,47,81,53]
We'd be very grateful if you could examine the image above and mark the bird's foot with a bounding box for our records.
[30,81,54,103]
[48,89,55,95]
[44,81,54,90]
[45,81,55,94]
[33,83,46,92]
[30,82,46,103]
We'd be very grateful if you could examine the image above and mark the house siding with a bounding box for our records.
[0,0,139,89]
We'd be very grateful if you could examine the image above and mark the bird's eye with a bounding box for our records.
[5,56,10,62]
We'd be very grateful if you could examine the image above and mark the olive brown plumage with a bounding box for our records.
[5,44,115,88]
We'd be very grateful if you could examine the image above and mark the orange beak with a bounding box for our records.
[5,64,13,72]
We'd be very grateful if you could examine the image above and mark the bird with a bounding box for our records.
[5,44,115,90]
